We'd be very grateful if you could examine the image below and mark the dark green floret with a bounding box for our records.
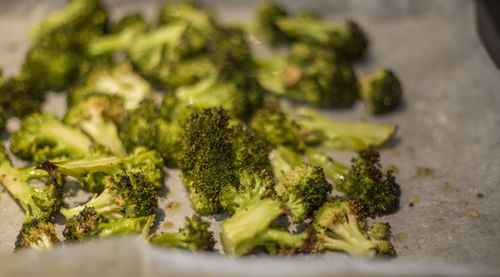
[15,219,59,251]
[231,124,272,174]
[150,216,215,251]
[253,2,291,46]
[361,69,403,114]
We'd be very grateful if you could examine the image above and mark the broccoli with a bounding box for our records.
[15,219,59,251]
[306,147,400,217]
[0,75,46,119]
[231,124,272,174]
[253,2,291,46]
[67,63,151,110]
[274,163,331,223]
[360,69,403,114]
[178,107,238,215]
[113,13,148,33]
[268,145,305,181]
[0,145,62,222]
[220,171,309,256]
[59,169,158,220]
[88,19,146,56]
[65,95,127,155]
[313,198,395,258]
[294,107,397,151]
[36,147,164,193]
[9,113,93,162]
[150,216,215,251]
[276,15,368,61]
[158,0,217,39]
[63,207,154,241]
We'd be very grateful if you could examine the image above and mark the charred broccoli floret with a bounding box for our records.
[150,216,215,251]
[313,198,395,258]
[220,171,309,256]
[10,113,93,162]
[269,145,304,181]
[306,147,400,217]
[15,219,59,251]
[254,2,291,46]
[0,75,46,119]
[0,145,62,221]
[178,107,238,214]
[231,124,272,174]
[63,207,154,241]
[60,169,158,219]
[360,69,403,114]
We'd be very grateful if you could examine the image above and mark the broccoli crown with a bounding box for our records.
[64,206,154,241]
[150,216,215,251]
[10,113,93,162]
[15,219,59,251]
[0,147,63,221]
[178,107,238,215]
[0,75,46,119]
[231,124,272,174]
[313,198,395,257]
[254,2,291,46]
[275,163,331,222]
[336,148,400,217]
[250,102,305,151]
[361,69,403,114]
[332,20,369,62]
[113,13,148,33]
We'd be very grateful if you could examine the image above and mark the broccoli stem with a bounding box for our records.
[41,120,93,157]
[258,228,306,249]
[269,145,304,180]
[79,109,126,155]
[305,147,349,182]
[98,215,154,238]
[88,24,143,55]
[61,189,123,220]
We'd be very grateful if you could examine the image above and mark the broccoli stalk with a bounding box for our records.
[253,2,291,46]
[313,198,395,258]
[294,107,397,151]
[10,113,93,162]
[150,216,215,251]
[306,147,400,217]
[64,207,154,241]
[0,146,62,222]
[269,145,304,181]
[15,219,60,251]
[88,22,146,56]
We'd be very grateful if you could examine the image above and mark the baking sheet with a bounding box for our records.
[0,0,499,275]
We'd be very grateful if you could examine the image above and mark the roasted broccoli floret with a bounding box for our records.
[178,108,238,214]
[360,69,403,114]
[60,169,158,219]
[0,145,62,221]
[37,147,164,193]
[113,13,148,33]
[0,75,46,119]
[15,219,59,251]
[63,207,154,241]
[313,198,395,258]
[294,107,397,151]
[65,95,126,155]
[306,147,400,217]
[220,171,309,256]
[274,163,331,223]
[268,145,304,181]
[276,14,368,61]
[231,124,272,174]
[10,113,93,162]
[150,216,215,251]
[254,2,291,46]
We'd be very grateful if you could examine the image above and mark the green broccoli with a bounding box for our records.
[63,207,154,241]
[268,145,305,181]
[178,107,238,215]
[253,2,291,46]
[88,19,146,56]
[59,169,158,219]
[313,198,395,258]
[0,75,46,119]
[231,124,272,174]
[150,216,215,251]
[306,147,400,217]
[0,145,62,222]
[10,113,93,162]
[15,219,60,251]
[294,107,397,151]
[360,69,403,114]
[220,171,309,256]
[64,95,126,155]
[113,13,148,33]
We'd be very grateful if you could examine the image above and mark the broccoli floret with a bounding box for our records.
[274,163,331,223]
[220,171,309,256]
[60,169,158,219]
[113,13,148,33]
[63,207,154,241]
[15,219,59,251]
[37,147,164,193]
[0,75,46,119]
[231,124,272,174]
[253,2,291,46]
[150,216,215,251]
[10,113,93,162]
[158,0,217,38]
[0,146,62,221]
[65,95,127,155]
[88,19,146,56]
[306,147,400,217]
[294,107,397,151]
[269,145,305,181]
[67,63,151,110]
[360,69,403,114]
[178,107,238,215]
[276,15,368,61]
[313,198,395,258]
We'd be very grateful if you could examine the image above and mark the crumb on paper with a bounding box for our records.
[468,209,480,218]
[394,233,408,244]
[166,201,182,212]
[460,201,468,208]
[163,221,174,229]
[393,151,402,157]
[416,166,434,177]
[444,185,453,193]
[418,239,425,246]
[477,193,484,199]
[441,250,448,257]
[385,164,399,175]
[409,195,420,205]
[422,223,430,228]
